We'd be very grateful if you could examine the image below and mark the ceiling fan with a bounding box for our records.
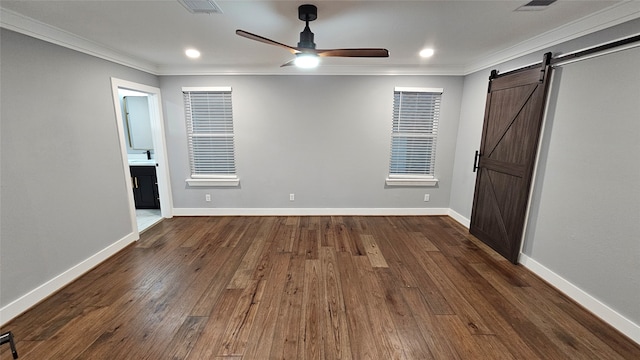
[236,4,389,68]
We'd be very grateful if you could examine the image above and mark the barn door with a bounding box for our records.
[469,54,552,263]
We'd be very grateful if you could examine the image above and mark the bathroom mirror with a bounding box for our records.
[123,95,153,150]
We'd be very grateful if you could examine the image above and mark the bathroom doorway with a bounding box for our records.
[110,78,173,235]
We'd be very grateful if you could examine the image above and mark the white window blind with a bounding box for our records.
[183,87,239,186]
[387,87,442,186]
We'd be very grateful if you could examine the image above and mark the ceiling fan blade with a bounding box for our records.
[280,59,296,67]
[317,48,389,58]
[236,29,299,54]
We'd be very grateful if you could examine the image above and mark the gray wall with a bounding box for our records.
[449,19,640,326]
[161,75,463,210]
[524,46,640,323]
[0,29,159,307]
[448,70,486,221]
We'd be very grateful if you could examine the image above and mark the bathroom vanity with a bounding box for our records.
[130,164,160,209]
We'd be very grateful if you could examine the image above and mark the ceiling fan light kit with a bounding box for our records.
[294,53,320,68]
[236,3,389,69]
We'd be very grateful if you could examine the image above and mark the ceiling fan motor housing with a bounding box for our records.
[298,27,315,49]
[297,4,317,49]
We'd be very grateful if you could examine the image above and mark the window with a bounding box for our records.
[386,87,442,186]
[182,87,239,187]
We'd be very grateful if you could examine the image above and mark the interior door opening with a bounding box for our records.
[121,90,161,231]
[110,78,173,236]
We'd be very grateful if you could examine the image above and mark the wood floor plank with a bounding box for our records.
[405,239,495,335]
[273,217,297,253]
[365,217,455,315]
[269,255,306,360]
[190,219,267,317]
[408,231,440,252]
[184,288,243,360]
[447,256,544,359]
[12,306,110,360]
[375,268,435,359]
[332,217,362,255]
[473,262,627,360]
[438,314,496,359]
[299,228,320,260]
[336,252,383,359]
[164,316,209,359]
[524,277,640,360]
[219,280,265,356]
[187,244,238,317]
[352,255,407,359]
[73,247,218,359]
[320,247,352,360]
[227,229,269,289]
[400,287,464,360]
[2,216,638,360]
[472,335,518,360]
[251,218,285,282]
[469,262,574,359]
[360,234,389,268]
[242,253,291,359]
[299,258,325,359]
[361,218,423,288]
[320,216,336,248]
[80,243,234,359]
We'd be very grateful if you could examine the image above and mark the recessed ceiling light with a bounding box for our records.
[185,49,201,59]
[419,48,435,58]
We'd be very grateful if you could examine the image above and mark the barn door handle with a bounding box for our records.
[473,150,480,172]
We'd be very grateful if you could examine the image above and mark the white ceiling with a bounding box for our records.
[1,0,639,75]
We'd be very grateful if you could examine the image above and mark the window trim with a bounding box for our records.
[182,86,239,187]
[385,87,442,187]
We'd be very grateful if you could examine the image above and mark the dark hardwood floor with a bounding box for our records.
[1,216,638,359]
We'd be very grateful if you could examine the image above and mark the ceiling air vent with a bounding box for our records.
[516,0,557,11]
[178,0,223,14]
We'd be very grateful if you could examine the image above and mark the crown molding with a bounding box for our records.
[464,1,640,74]
[1,8,159,75]
[2,2,638,77]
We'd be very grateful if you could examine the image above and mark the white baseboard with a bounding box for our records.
[447,208,470,227]
[172,207,451,216]
[519,254,640,345]
[0,232,138,326]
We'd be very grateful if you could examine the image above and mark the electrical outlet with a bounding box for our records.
[424,194,430,202]
[289,193,295,201]
[205,194,211,202]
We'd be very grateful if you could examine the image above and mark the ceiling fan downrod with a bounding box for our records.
[297,4,317,49]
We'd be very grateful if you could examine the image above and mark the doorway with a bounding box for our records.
[110,78,173,235]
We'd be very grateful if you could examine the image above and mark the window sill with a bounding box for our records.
[186,177,239,187]
[385,177,438,187]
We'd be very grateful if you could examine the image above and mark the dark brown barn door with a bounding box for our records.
[470,54,553,263]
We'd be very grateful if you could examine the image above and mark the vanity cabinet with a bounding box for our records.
[130,166,160,209]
